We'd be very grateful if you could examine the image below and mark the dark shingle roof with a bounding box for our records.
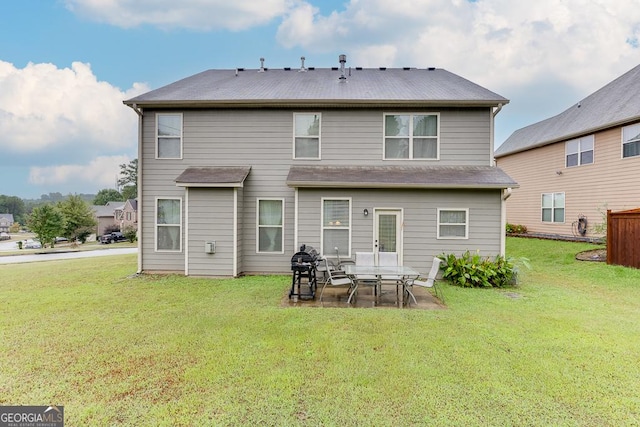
[495,63,640,157]
[175,166,251,187]
[125,67,507,108]
[286,165,517,189]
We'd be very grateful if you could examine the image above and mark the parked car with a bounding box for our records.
[100,232,126,244]
[23,239,42,249]
[0,232,10,241]
[55,236,69,243]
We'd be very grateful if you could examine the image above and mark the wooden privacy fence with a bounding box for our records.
[607,208,640,269]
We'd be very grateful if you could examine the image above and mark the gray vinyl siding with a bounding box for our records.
[297,188,502,275]
[140,107,495,276]
[187,188,234,277]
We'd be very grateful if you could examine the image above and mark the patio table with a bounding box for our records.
[342,264,420,307]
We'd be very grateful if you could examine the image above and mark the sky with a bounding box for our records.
[1,0,639,199]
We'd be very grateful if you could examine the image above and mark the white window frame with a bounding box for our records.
[622,123,640,159]
[321,197,352,258]
[156,113,183,159]
[437,208,469,240]
[155,197,182,252]
[256,198,285,254]
[565,135,594,167]
[383,113,440,160]
[541,192,565,223]
[293,113,321,160]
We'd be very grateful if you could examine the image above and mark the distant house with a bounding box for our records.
[118,199,138,231]
[123,55,516,277]
[0,214,14,233]
[92,201,124,236]
[495,64,640,239]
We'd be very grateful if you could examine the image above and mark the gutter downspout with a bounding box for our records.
[127,103,143,274]
[500,187,512,256]
[490,103,503,167]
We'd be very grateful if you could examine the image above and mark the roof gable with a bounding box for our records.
[496,63,640,157]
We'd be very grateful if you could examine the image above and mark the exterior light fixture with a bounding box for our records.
[363,209,369,216]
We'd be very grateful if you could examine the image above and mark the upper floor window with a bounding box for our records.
[322,198,351,258]
[384,113,439,160]
[156,113,183,159]
[541,192,564,223]
[156,198,181,251]
[622,123,640,158]
[437,208,468,239]
[565,135,594,167]
[257,199,284,253]
[294,113,320,159]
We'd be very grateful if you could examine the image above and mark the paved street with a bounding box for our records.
[0,247,137,264]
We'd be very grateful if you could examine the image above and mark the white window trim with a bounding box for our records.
[293,112,322,160]
[436,208,469,240]
[622,123,640,159]
[541,192,565,224]
[155,197,182,252]
[256,198,285,254]
[156,113,183,160]
[321,197,352,258]
[565,135,594,167]
[383,112,440,160]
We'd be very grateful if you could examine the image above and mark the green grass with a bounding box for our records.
[1,238,639,426]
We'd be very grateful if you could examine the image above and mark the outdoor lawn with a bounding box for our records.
[1,238,639,426]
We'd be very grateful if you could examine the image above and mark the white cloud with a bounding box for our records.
[64,0,292,31]
[0,60,147,154]
[277,0,640,95]
[29,155,132,191]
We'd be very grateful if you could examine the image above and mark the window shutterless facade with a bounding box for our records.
[156,113,183,159]
[257,198,284,253]
[622,123,640,158]
[384,113,439,160]
[541,192,565,223]
[156,198,181,251]
[565,135,594,167]
[437,208,468,239]
[321,198,351,257]
[293,113,321,159]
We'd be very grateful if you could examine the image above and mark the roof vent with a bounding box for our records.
[284,67,291,71]
[403,67,411,70]
[299,56,307,72]
[339,54,347,81]
[379,67,386,70]
[427,67,436,71]
[259,58,265,73]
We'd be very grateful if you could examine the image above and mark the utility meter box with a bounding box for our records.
[204,241,216,254]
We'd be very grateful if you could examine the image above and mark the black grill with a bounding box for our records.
[289,244,318,299]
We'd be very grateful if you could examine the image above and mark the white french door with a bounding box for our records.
[373,209,402,263]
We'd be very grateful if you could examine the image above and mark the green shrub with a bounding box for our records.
[440,251,521,288]
[123,226,138,243]
[506,223,528,234]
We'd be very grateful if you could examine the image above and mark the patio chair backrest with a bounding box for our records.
[426,257,443,285]
[378,251,398,266]
[355,252,375,266]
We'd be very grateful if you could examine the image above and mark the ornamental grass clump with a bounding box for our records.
[440,251,523,288]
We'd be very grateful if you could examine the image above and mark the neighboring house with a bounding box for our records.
[0,214,14,233]
[92,201,124,236]
[495,64,640,239]
[119,199,138,231]
[123,55,517,277]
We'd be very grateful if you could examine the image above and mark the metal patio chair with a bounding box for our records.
[404,257,444,305]
[319,257,358,304]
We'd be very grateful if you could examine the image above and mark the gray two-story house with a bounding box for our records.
[124,56,517,277]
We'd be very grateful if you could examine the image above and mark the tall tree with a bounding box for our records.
[58,195,97,243]
[118,159,138,199]
[0,195,26,224]
[27,204,63,248]
[93,189,123,205]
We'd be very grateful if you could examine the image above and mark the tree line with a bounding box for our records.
[0,160,138,245]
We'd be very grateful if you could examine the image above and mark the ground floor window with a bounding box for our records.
[322,198,351,257]
[257,198,284,253]
[156,198,181,251]
[437,208,468,239]
[541,192,565,223]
